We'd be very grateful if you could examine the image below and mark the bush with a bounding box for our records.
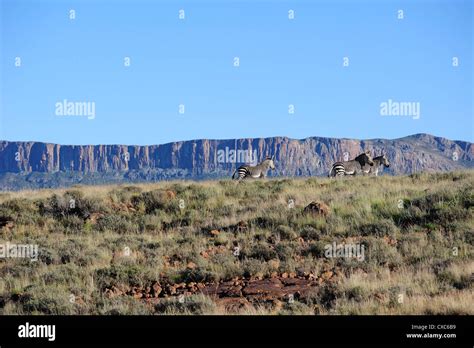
[96,215,138,233]
[98,297,153,315]
[300,226,321,240]
[154,294,216,314]
[109,186,143,204]
[131,189,169,213]
[437,271,473,290]
[275,243,296,261]
[242,259,269,278]
[276,225,297,240]
[359,219,398,237]
[61,215,85,234]
[95,264,151,290]
[248,244,277,261]
[0,198,41,225]
[41,191,104,220]
[178,268,218,283]
[19,285,74,314]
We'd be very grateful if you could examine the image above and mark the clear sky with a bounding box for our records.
[0,0,472,145]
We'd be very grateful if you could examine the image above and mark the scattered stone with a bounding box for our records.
[303,201,330,217]
[242,278,285,300]
[209,229,220,237]
[103,273,324,304]
[202,281,243,298]
[321,270,334,280]
[186,262,197,269]
[383,236,398,246]
[151,282,162,297]
[165,190,177,200]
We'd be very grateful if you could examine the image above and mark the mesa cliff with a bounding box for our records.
[0,133,472,189]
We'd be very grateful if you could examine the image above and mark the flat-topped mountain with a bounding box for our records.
[0,133,472,189]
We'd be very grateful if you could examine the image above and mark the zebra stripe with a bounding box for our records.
[329,162,345,177]
[232,157,275,181]
[328,151,374,177]
[234,167,251,180]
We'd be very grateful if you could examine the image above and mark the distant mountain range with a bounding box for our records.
[0,133,472,190]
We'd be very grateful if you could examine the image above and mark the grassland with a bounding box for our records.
[0,171,472,315]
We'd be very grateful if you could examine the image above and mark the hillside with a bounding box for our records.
[0,133,472,190]
[0,171,472,314]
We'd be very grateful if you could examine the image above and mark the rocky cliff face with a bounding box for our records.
[0,134,472,178]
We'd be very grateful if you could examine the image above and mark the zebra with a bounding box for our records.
[232,156,276,181]
[361,154,390,176]
[328,151,374,177]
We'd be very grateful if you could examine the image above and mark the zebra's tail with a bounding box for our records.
[329,162,344,177]
[232,169,237,180]
[328,164,336,177]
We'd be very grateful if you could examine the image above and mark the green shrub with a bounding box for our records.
[276,225,297,240]
[96,215,138,233]
[41,191,105,220]
[18,285,74,314]
[154,294,216,314]
[248,244,277,261]
[300,226,321,240]
[178,267,218,283]
[242,258,269,278]
[95,264,151,290]
[275,243,296,261]
[359,219,398,237]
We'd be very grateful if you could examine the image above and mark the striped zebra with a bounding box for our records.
[362,154,390,176]
[232,156,276,181]
[328,151,374,177]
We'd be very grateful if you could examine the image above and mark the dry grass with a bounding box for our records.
[0,171,472,315]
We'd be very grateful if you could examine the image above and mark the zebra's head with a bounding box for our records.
[265,156,276,170]
[380,154,390,167]
[356,151,374,166]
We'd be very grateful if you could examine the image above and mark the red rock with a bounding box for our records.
[186,262,197,269]
[210,229,220,237]
[304,201,330,217]
[201,281,243,298]
[165,190,177,200]
[242,278,284,299]
[152,282,162,297]
[321,271,334,280]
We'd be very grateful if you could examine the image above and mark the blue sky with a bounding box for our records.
[0,0,472,145]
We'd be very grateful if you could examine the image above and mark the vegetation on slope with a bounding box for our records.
[0,171,472,314]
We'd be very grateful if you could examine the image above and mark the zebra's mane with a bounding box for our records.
[354,153,371,165]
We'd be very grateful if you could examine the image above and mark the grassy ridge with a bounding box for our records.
[0,171,473,315]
